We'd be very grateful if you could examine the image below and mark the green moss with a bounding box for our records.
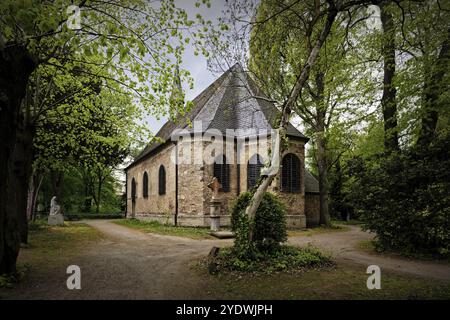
[113,219,214,239]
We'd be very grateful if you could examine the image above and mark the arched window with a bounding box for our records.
[131,178,137,201]
[158,165,166,195]
[247,154,264,189]
[213,155,230,192]
[142,172,149,198]
[281,153,300,193]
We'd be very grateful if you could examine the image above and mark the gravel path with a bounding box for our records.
[3,220,449,299]
[288,225,450,281]
[73,220,232,299]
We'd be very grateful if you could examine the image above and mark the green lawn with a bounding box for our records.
[288,224,349,237]
[197,263,450,300]
[0,220,102,291]
[19,220,102,266]
[115,219,349,239]
[331,219,363,225]
[113,219,215,239]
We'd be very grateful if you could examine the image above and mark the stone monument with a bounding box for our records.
[207,177,222,232]
[48,196,64,226]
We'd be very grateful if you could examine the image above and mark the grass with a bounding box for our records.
[18,220,102,267]
[197,262,450,300]
[113,218,215,239]
[0,220,101,292]
[331,219,363,225]
[288,224,349,237]
[116,219,349,239]
[357,239,450,263]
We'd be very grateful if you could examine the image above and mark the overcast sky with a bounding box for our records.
[145,1,228,133]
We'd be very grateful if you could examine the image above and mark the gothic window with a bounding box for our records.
[131,178,137,201]
[247,154,264,190]
[158,165,166,195]
[213,155,230,192]
[281,153,300,193]
[142,172,149,198]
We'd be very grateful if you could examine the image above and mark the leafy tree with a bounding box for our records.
[249,0,378,226]
[205,0,378,248]
[0,0,203,273]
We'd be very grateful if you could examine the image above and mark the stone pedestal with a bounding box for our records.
[48,214,64,226]
[209,198,222,231]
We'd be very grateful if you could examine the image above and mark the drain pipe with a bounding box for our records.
[174,142,179,226]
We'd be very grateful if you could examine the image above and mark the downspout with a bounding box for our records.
[236,138,240,196]
[125,170,128,218]
[236,164,240,196]
[174,142,179,226]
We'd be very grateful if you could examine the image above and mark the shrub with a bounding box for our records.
[209,245,333,273]
[348,135,450,257]
[230,192,287,257]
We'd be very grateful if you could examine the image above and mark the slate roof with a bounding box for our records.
[127,63,309,168]
[305,170,320,194]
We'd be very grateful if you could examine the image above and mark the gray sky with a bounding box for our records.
[145,0,227,133]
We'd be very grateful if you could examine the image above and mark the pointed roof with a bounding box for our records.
[127,63,308,169]
[305,170,320,194]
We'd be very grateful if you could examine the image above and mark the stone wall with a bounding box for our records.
[126,135,309,229]
[126,143,176,220]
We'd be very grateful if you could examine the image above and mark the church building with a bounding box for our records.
[125,64,320,228]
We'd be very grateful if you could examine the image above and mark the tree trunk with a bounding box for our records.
[84,182,92,213]
[96,174,103,214]
[313,70,330,226]
[417,29,450,146]
[11,117,35,244]
[379,3,399,154]
[245,5,338,240]
[0,45,36,274]
[50,170,64,200]
[317,132,330,225]
[27,171,44,222]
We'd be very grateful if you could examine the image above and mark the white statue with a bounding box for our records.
[49,196,61,216]
[48,196,64,225]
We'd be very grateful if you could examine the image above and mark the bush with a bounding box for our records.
[231,192,287,257]
[348,135,450,257]
[208,245,333,273]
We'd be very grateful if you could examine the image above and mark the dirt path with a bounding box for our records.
[288,225,450,281]
[54,220,232,299]
[3,220,449,299]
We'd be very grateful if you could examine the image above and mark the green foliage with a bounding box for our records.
[0,264,30,288]
[37,166,123,215]
[231,192,287,257]
[347,134,450,257]
[209,245,333,274]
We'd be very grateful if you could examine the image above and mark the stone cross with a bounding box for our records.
[207,177,221,200]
